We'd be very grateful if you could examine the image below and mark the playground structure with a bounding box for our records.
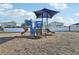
[21,23,28,36]
[21,8,59,38]
[34,8,59,35]
[24,20,42,37]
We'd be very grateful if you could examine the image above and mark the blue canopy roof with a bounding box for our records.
[34,8,59,18]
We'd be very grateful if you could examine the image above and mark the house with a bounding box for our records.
[0,24,3,31]
[0,21,17,28]
[48,21,69,32]
[70,23,79,27]
[69,23,79,31]
[0,21,24,32]
[48,21,64,27]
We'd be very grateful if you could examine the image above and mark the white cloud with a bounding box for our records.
[7,9,28,17]
[7,9,36,20]
[53,16,77,26]
[0,3,37,24]
[0,3,13,11]
[49,3,68,10]
[75,13,79,16]
[0,11,6,16]
[24,12,36,20]
[0,4,36,20]
[0,3,13,16]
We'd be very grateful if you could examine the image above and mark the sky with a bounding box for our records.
[0,3,79,26]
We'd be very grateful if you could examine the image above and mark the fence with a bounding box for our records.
[3,26,79,32]
[3,28,24,32]
[48,26,79,32]
[70,26,79,31]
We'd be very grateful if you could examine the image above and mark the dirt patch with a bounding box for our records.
[0,32,79,55]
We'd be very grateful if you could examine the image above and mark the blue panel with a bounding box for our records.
[25,20,32,26]
[35,21,42,28]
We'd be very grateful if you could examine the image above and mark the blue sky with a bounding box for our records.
[0,3,79,26]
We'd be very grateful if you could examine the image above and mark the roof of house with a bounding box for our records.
[0,21,16,24]
[73,23,79,25]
